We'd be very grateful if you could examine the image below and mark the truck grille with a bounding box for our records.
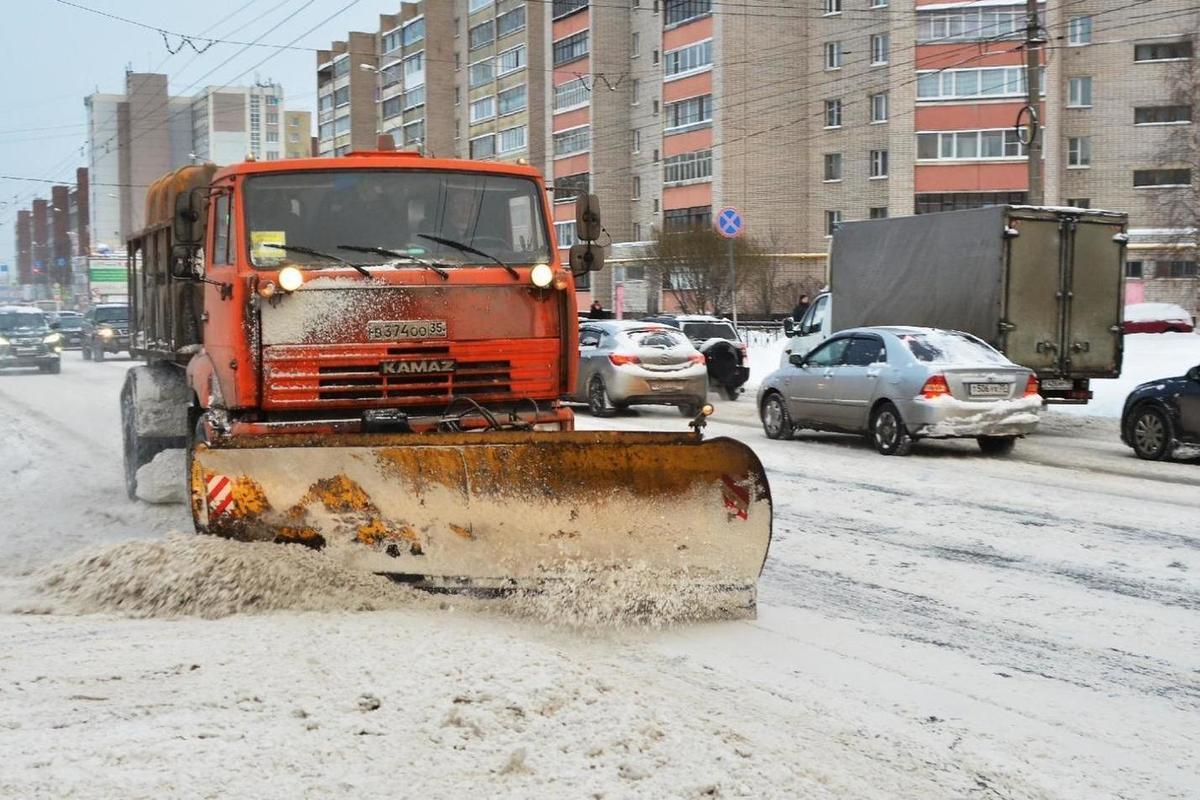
[263,340,558,410]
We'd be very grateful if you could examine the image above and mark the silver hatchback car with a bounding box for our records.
[757,326,1041,455]
[572,320,709,416]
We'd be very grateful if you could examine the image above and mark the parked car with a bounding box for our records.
[758,326,1041,456]
[0,305,63,373]
[571,320,708,416]
[1121,302,1195,335]
[52,311,85,348]
[81,303,131,361]
[1120,363,1200,460]
[642,314,751,400]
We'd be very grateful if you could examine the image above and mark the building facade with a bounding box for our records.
[191,83,288,164]
[284,111,314,158]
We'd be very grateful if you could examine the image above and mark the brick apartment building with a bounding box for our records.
[317,0,1198,316]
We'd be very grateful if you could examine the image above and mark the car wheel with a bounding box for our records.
[82,341,92,360]
[587,375,615,417]
[760,393,794,440]
[870,402,913,456]
[45,360,61,375]
[977,435,1016,455]
[1129,405,1174,461]
[720,383,741,401]
[677,402,701,418]
[94,343,105,362]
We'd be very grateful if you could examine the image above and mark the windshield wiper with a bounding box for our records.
[262,243,370,277]
[337,245,450,280]
[417,233,518,279]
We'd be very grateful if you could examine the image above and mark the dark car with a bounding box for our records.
[0,305,63,374]
[81,303,131,361]
[1120,363,1200,460]
[641,314,750,400]
[52,311,85,348]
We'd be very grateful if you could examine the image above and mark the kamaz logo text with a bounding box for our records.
[380,359,456,375]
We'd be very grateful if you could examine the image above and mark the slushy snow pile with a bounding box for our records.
[134,448,187,504]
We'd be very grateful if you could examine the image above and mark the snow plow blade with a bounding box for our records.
[190,430,771,608]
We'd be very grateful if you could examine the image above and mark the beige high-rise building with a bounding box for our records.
[283,111,313,158]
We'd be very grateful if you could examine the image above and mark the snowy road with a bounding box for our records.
[1,352,1198,798]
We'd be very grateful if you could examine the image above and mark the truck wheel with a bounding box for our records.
[587,375,615,416]
[760,393,794,440]
[121,365,191,500]
[870,402,913,456]
[1129,406,1174,461]
[44,360,61,375]
[977,435,1016,456]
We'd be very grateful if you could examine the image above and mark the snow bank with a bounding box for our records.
[1059,332,1200,417]
[744,332,787,391]
[134,448,186,504]
[1123,302,1193,323]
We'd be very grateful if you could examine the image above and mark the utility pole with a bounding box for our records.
[1024,0,1045,205]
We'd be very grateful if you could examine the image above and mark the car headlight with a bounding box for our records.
[43,333,62,344]
[0,336,8,346]
[530,263,554,289]
[98,327,114,338]
[278,266,304,292]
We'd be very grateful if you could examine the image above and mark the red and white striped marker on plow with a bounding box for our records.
[206,475,234,517]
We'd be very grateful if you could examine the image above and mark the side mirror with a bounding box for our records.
[170,243,198,280]
[788,353,806,368]
[575,193,601,242]
[50,322,61,330]
[1188,365,1200,382]
[783,318,796,337]
[569,243,604,277]
[173,189,206,247]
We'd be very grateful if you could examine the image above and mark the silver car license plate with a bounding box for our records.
[967,382,1009,398]
[367,320,447,340]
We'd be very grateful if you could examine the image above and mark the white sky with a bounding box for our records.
[0,0,404,268]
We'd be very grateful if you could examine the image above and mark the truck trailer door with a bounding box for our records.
[1064,217,1125,377]
[1002,213,1064,373]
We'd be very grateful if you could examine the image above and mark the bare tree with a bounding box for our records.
[650,225,766,315]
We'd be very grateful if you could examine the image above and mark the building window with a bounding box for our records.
[664,39,713,78]
[825,41,843,70]
[915,191,1027,214]
[403,120,424,146]
[824,0,841,15]
[917,5,1024,43]
[469,20,495,50]
[631,79,640,105]
[664,94,712,130]
[1067,136,1091,167]
[1067,16,1092,45]
[632,223,642,241]
[382,28,402,55]
[631,129,641,153]
[554,78,589,110]
[1134,40,1193,62]
[382,97,403,119]
[1162,260,1198,278]
[552,0,588,20]
[824,99,842,128]
[381,62,403,90]
[870,149,888,178]
[469,0,492,12]
[403,52,425,85]
[469,134,495,159]
[663,149,713,184]
[497,125,526,154]
[664,0,711,27]
[1134,105,1192,125]
[1125,260,1143,279]
[869,207,888,219]
[917,66,1036,100]
[870,92,888,122]
[1066,198,1090,208]
[917,129,1028,160]
[554,126,590,156]
[497,45,526,75]
[870,34,889,65]
[823,153,842,181]
[498,84,527,115]
[333,86,350,107]
[1067,77,1092,107]
[404,85,426,110]
[555,220,578,248]
[663,205,712,232]
[632,32,640,57]
[497,7,526,37]
[469,96,495,123]
[553,32,589,66]
[1133,168,1192,187]
[402,17,425,47]
[825,210,842,236]
[333,56,350,77]
[632,176,641,199]
[554,173,589,202]
[469,59,494,88]
[871,0,887,7]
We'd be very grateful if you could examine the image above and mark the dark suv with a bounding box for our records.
[81,303,131,361]
[1121,363,1200,460]
[642,314,750,400]
[0,305,63,373]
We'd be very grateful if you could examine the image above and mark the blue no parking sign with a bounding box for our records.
[716,206,744,239]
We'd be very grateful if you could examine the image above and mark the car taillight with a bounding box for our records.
[609,353,641,366]
[919,374,952,399]
[1024,375,1040,397]
[688,353,706,365]
[737,342,748,354]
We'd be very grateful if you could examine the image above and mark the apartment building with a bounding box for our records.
[317,31,379,156]
[191,83,288,164]
[284,111,314,159]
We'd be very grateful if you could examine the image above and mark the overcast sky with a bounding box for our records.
[0,0,400,268]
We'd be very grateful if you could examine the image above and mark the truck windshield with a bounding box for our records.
[243,170,551,269]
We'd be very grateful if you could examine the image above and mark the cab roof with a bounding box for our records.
[212,154,545,184]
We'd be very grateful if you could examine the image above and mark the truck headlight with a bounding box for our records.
[98,327,114,339]
[530,263,554,289]
[278,266,304,292]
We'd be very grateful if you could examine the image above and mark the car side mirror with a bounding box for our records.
[1188,365,1200,382]
[783,318,796,337]
[50,321,61,330]
[788,353,806,368]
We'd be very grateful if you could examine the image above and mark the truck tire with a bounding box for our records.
[870,402,913,456]
[120,365,191,500]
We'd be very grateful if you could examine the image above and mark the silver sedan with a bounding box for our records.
[572,320,709,416]
[757,326,1041,455]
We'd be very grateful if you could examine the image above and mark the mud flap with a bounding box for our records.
[190,430,772,604]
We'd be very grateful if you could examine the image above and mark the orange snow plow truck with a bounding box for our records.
[122,144,772,608]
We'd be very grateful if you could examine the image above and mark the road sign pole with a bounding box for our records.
[728,237,737,329]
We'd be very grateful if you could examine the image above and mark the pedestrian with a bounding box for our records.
[792,294,810,321]
[587,300,606,319]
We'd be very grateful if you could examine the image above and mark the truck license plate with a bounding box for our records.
[1040,378,1072,391]
[367,320,447,340]
[967,383,1009,398]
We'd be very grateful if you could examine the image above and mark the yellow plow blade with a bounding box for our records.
[191,431,772,605]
